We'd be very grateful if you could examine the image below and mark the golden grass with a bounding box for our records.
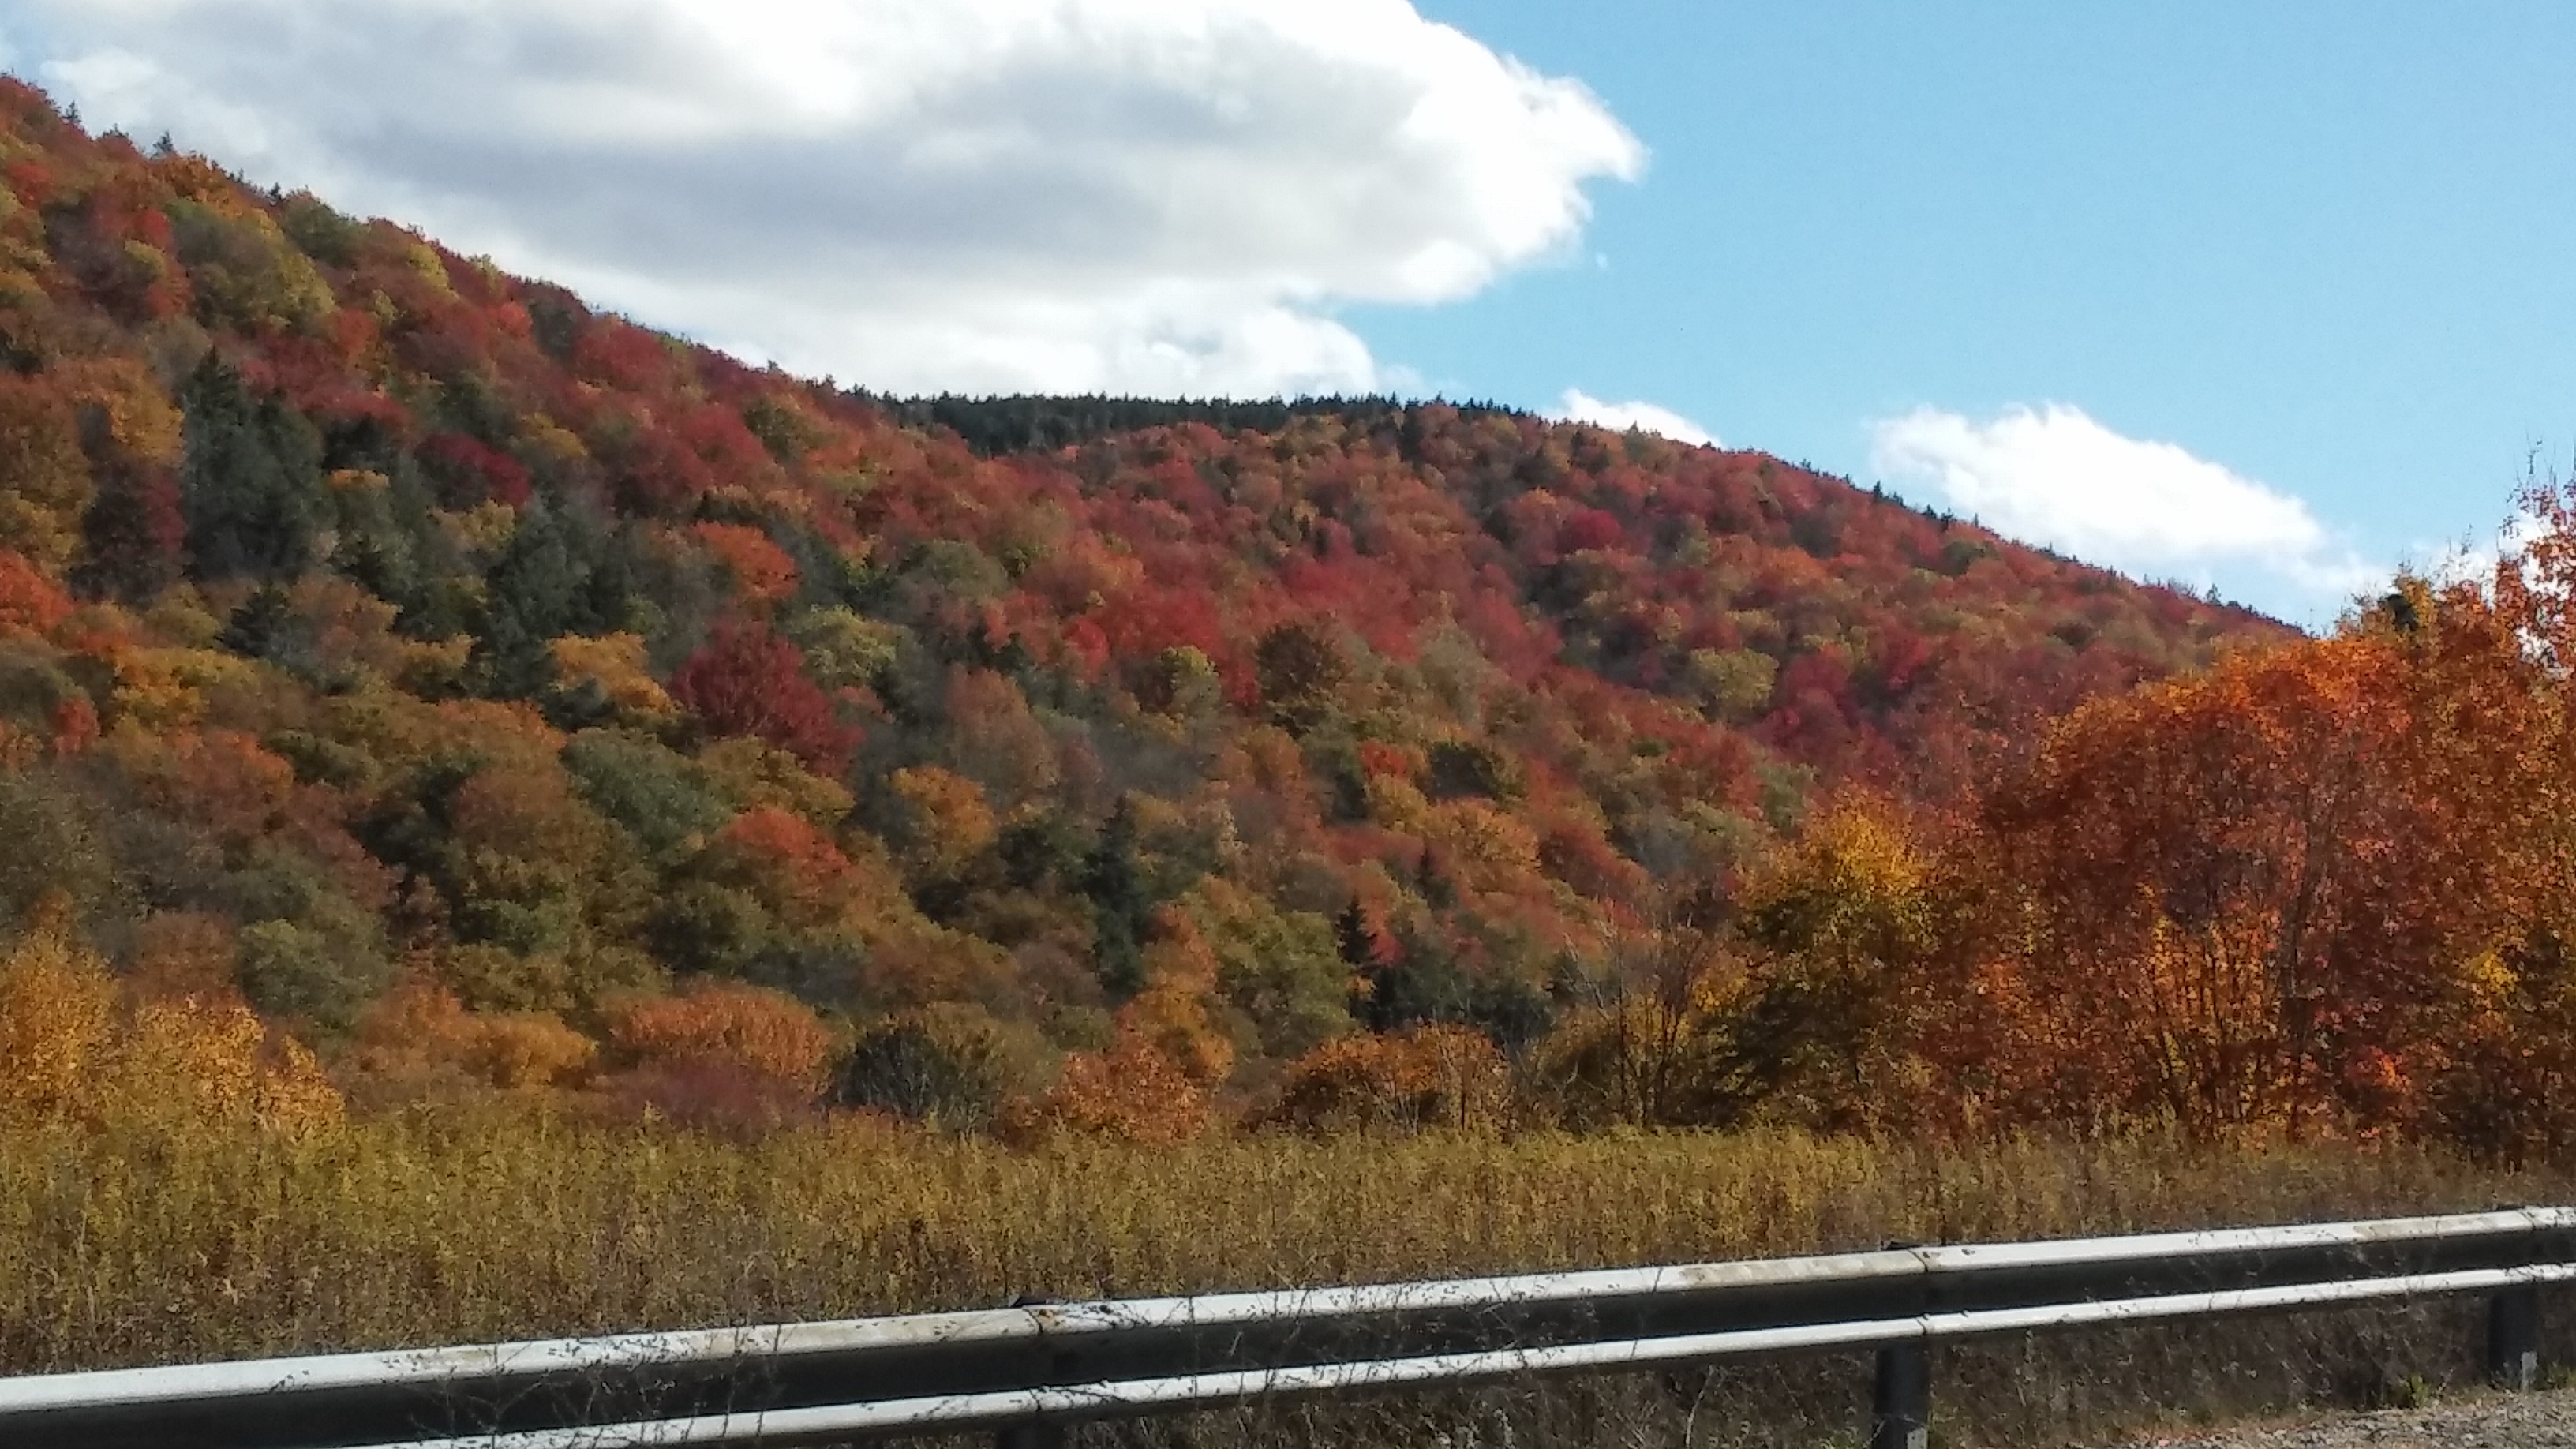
[2,1111,2566,1383]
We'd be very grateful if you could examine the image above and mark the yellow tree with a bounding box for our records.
[0,904,341,1133]
[1721,793,1941,1132]
[0,373,91,571]
[0,904,114,1121]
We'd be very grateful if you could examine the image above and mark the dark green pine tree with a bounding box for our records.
[1083,796,1151,1000]
[575,518,642,635]
[1339,895,1391,1026]
[472,500,594,698]
[325,466,421,617]
[217,582,297,663]
[1335,896,1376,968]
[178,354,329,581]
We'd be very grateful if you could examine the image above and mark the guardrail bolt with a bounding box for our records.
[1871,1343,1931,1449]
[2488,1283,2541,1391]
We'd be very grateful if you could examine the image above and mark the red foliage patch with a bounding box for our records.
[671,619,859,777]
[0,551,72,638]
[418,432,533,508]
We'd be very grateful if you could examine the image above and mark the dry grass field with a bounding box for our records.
[4,1114,2570,1446]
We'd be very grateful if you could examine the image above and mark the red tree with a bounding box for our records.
[671,619,858,777]
[418,433,532,508]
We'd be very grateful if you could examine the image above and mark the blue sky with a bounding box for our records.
[10,0,2571,623]
[1369,2,2576,622]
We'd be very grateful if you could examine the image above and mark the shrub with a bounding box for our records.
[833,1007,1014,1129]
[605,980,835,1096]
[1264,1024,1511,1133]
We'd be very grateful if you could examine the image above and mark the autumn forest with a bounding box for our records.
[10,75,2576,1403]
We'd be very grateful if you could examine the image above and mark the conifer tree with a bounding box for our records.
[218,582,295,662]
[475,501,591,698]
[1085,797,1150,998]
[178,354,327,580]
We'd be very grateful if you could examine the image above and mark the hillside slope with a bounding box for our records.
[0,80,2288,1112]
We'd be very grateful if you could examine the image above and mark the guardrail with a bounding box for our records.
[3,1207,2571,1449]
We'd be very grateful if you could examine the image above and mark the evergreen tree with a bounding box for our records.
[1340,895,1396,1027]
[326,471,421,615]
[178,354,328,581]
[474,501,593,698]
[218,582,295,662]
[1335,896,1376,969]
[576,519,641,635]
[1084,796,1150,998]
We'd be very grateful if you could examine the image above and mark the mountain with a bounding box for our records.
[0,78,2289,1118]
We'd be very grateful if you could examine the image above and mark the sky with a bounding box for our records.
[4,2,2570,625]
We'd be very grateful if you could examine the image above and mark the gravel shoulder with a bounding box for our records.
[2121,1391,2576,1449]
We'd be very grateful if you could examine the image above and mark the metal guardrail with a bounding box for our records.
[3,1207,2572,1449]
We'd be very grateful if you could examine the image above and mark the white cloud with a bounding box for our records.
[13,0,1643,396]
[2418,508,2544,595]
[1556,388,1716,447]
[1868,402,2378,599]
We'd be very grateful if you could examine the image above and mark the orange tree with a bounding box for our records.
[1963,572,2555,1142]
[2406,485,2576,1155]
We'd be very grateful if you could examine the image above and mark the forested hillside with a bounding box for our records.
[0,77,2364,1139]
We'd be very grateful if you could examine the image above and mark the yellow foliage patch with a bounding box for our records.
[550,632,679,721]
[0,924,341,1135]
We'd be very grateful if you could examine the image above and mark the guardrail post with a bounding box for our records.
[2488,1282,2541,1391]
[1871,1237,1933,1449]
[997,1291,1072,1449]
[1870,1342,1930,1449]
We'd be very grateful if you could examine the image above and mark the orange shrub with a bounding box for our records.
[1265,1024,1511,1133]
[351,979,597,1095]
[1120,908,1234,1088]
[606,980,834,1095]
[121,996,343,1135]
[1007,1035,1208,1146]
[472,1013,599,1089]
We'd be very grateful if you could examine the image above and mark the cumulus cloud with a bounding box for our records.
[1555,388,1717,447]
[13,0,1643,396]
[1869,402,2378,598]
